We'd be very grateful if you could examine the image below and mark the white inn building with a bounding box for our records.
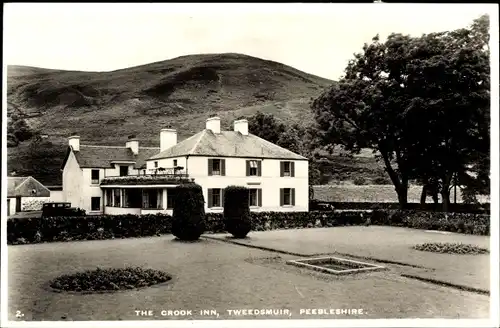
[61,116,309,215]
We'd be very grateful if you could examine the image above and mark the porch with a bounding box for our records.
[100,172,191,215]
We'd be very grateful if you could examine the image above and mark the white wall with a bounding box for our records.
[49,190,64,202]
[104,207,141,215]
[63,151,83,210]
[21,197,51,211]
[8,198,17,216]
[166,156,309,212]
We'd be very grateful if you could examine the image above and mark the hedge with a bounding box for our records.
[310,200,490,214]
[7,210,490,245]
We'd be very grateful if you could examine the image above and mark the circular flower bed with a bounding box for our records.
[413,242,489,255]
[49,267,171,293]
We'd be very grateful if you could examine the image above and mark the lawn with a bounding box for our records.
[207,226,490,292]
[7,228,490,322]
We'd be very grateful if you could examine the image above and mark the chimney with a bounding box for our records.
[126,135,139,155]
[160,128,177,152]
[233,119,248,135]
[206,116,221,134]
[68,135,80,152]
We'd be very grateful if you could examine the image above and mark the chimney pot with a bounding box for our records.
[160,128,177,152]
[233,119,248,135]
[206,116,221,134]
[68,135,80,152]
[126,137,139,155]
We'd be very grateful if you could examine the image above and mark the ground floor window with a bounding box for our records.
[113,189,121,207]
[249,188,262,207]
[166,188,176,209]
[280,188,295,206]
[143,189,163,209]
[208,188,223,208]
[91,197,101,211]
[122,189,142,208]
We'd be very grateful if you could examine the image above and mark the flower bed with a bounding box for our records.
[7,210,490,245]
[413,242,489,255]
[49,267,171,293]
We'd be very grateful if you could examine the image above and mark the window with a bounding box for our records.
[208,188,223,208]
[120,166,129,176]
[247,160,261,176]
[212,159,221,175]
[122,189,142,208]
[154,161,158,168]
[249,189,262,207]
[280,188,295,206]
[280,161,295,177]
[142,189,163,209]
[283,162,291,176]
[91,197,101,211]
[167,188,176,209]
[113,189,121,207]
[173,159,178,167]
[106,190,113,206]
[91,169,100,184]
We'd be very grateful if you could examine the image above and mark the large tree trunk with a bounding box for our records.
[441,173,452,212]
[420,184,427,204]
[379,148,408,209]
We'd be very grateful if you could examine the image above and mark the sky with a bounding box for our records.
[3,3,496,80]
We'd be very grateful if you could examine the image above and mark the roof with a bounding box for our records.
[62,145,160,169]
[149,130,308,161]
[7,176,51,198]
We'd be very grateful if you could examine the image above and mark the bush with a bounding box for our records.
[223,186,251,238]
[372,176,391,185]
[49,267,171,292]
[353,177,366,185]
[413,242,489,255]
[171,183,206,240]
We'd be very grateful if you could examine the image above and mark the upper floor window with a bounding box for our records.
[154,161,158,168]
[246,160,261,176]
[173,159,178,167]
[119,165,129,176]
[208,159,225,176]
[91,169,100,184]
[280,161,295,177]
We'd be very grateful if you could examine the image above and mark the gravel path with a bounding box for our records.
[8,234,489,321]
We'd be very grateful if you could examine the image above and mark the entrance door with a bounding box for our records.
[16,196,22,212]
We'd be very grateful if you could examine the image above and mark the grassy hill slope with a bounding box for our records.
[7,53,386,185]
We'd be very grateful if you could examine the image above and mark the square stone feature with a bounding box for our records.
[286,256,387,275]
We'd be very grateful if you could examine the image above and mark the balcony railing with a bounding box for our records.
[101,170,193,186]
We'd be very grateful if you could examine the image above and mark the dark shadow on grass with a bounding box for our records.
[224,235,251,240]
[170,237,209,244]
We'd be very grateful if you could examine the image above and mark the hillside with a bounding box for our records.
[7,53,385,185]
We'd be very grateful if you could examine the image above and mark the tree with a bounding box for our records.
[247,111,286,144]
[312,15,490,210]
[312,34,414,208]
[171,184,206,240]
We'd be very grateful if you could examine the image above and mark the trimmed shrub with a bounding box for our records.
[223,186,251,238]
[171,183,206,240]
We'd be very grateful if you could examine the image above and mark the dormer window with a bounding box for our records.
[119,165,129,176]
